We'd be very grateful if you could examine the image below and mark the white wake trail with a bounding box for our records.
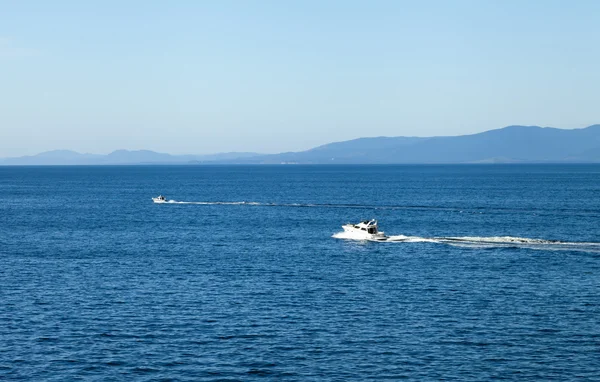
[333,232,600,253]
[165,200,261,205]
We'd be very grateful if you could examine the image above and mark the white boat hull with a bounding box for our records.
[342,224,388,241]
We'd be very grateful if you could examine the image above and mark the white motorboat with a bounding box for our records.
[152,195,168,203]
[342,219,388,241]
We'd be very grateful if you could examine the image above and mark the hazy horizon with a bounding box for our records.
[0,123,598,158]
[2,1,599,157]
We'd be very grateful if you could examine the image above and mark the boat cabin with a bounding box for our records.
[354,219,379,234]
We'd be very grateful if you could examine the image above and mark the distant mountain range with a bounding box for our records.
[2,125,600,165]
[234,124,600,164]
[0,150,261,165]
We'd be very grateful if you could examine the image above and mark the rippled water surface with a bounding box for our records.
[1,165,600,380]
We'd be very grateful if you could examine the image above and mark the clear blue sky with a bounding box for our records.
[1,0,599,156]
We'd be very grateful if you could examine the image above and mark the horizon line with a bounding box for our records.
[3,123,599,159]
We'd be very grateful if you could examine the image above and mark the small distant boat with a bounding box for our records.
[152,195,168,203]
[342,219,388,241]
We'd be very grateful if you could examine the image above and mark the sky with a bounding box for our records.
[1,0,599,157]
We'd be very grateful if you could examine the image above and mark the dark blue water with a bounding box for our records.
[1,165,600,381]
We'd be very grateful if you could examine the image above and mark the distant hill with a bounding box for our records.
[227,125,600,164]
[3,125,600,165]
[0,150,262,165]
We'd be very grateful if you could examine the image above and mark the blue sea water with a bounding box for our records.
[1,164,600,381]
